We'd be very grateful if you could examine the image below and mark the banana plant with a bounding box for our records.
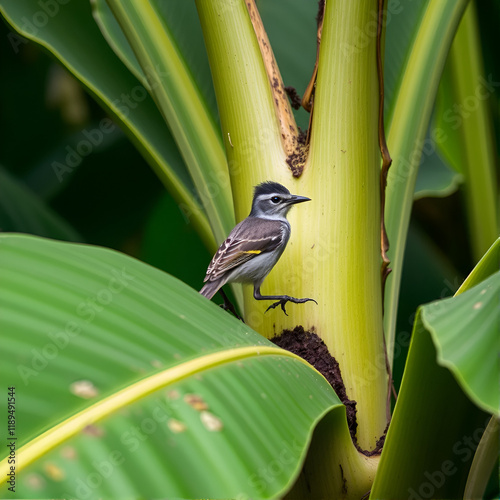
[0,0,498,498]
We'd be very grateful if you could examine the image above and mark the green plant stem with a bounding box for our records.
[287,409,379,499]
[383,0,468,365]
[297,0,388,452]
[197,0,387,451]
[443,2,498,262]
[300,0,387,451]
[105,0,234,247]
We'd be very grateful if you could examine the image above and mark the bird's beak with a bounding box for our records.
[288,195,311,205]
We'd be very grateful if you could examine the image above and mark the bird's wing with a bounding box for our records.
[204,218,285,282]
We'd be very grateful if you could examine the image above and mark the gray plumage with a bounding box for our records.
[200,181,316,315]
[200,217,290,299]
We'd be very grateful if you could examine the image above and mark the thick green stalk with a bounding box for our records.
[198,0,387,451]
[384,1,468,364]
[299,0,387,451]
[441,2,498,262]
[287,410,379,499]
[105,0,234,247]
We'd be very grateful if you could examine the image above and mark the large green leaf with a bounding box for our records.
[0,234,346,498]
[372,252,500,498]
[420,271,500,415]
[371,323,491,499]
[0,1,215,250]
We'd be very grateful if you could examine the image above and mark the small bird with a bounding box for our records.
[200,181,317,316]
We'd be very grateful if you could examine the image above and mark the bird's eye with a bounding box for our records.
[271,196,281,204]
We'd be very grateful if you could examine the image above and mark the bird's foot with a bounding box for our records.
[218,289,245,322]
[219,302,244,322]
[265,296,317,316]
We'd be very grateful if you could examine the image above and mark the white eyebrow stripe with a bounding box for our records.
[256,193,290,201]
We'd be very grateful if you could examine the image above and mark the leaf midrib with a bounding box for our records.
[0,345,318,481]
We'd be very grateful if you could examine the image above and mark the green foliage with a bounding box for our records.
[0,234,342,499]
[373,266,499,498]
[0,0,498,498]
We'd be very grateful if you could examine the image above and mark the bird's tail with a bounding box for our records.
[199,280,222,300]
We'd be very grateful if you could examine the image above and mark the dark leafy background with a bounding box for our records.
[0,1,499,391]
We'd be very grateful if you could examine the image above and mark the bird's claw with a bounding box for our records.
[265,297,317,316]
[265,299,289,315]
[219,303,244,322]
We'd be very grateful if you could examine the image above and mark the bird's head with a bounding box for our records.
[249,181,311,220]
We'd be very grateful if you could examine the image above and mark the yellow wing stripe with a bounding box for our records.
[243,250,262,254]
